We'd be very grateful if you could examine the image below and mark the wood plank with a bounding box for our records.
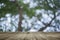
[0,32,60,40]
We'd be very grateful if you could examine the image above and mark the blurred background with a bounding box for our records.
[0,0,60,32]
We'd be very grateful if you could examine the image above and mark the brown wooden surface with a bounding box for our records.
[0,32,60,40]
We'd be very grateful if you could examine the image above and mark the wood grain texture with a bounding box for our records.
[0,32,60,40]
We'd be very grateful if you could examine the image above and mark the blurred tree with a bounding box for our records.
[0,0,22,31]
[0,0,60,32]
[0,0,35,32]
[33,0,60,31]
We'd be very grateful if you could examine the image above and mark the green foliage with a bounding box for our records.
[0,0,18,18]
[37,13,42,20]
[0,25,3,32]
[53,0,60,8]
[23,8,35,18]
[0,0,60,18]
[19,2,35,18]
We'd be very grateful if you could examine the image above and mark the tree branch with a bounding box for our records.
[38,11,56,31]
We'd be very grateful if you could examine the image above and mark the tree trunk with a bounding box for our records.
[15,0,23,31]
[18,7,23,31]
